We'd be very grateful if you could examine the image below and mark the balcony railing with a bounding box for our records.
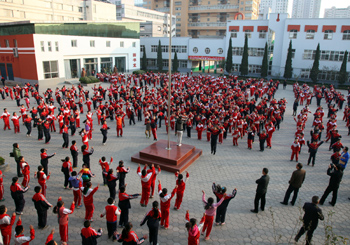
[189,5,238,11]
[155,7,170,12]
[188,22,226,27]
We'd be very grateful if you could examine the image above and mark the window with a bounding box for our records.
[176,24,181,27]
[5,40,9,47]
[217,48,223,54]
[289,30,297,39]
[291,49,296,59]
[151,45,158,52]
[231,30,237,38]
[13,39,17,47]
[193,47,198,53]
[106,41,111,47]
[306,30,315,39]
[140,45,145,52]
[78,7,83,12]
[40,41,45,52]
[303,50,315,60]
[259,30,266,39]
[43,61,59,79]
[248,48,265,57]
[232,64,240,72]
[71,40,77,47]
[342,30,350,40]
[55,42,59,51]
[120,41,124,48]
[179,60,187,68]
[132,42,136,48]
[205,48,210,54]
[175,1,181,5]
[90,40,95,47]
[162,59,169,67]
[232,47,243,56]
[324,30,333,40]
[147,59,156,67]
[48,41,52,52]
[175,7,181,11]
[245,30,252,38]
[245,6,252,11]
[300,69,310,79]
[248,65,261,74]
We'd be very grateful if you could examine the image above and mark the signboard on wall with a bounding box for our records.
[188,56,225,61]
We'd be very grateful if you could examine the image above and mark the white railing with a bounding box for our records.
[188,22,226,27]
[189,5,238,11]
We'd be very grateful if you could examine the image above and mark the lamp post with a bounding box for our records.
[166,0,173,150]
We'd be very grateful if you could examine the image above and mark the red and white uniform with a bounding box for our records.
[158,183,177,228]
[185,212,206,245]
[137,165,155,207]
[80,185,99,221]
[56,197,75,243]
[290,142,301,161]
[0,111,11,130]
[0,212,16,245]
[14,219,35,245]
[174,172,189,210]
[11,115,21,133]
[34,171,50,197]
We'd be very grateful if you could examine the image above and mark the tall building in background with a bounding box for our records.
[324,6,350,18]
[259,0,290,14]
[292,0,321,18]
[143,0,260,38]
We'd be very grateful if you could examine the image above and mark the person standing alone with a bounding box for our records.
[251,168,269,213]
[175,115,187,146]
[280,163,306,206]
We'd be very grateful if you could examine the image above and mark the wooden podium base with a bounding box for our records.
[131,139,202,173]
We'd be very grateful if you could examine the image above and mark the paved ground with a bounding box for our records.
[0,82,349,245]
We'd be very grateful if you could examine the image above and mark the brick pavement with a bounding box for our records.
[0,83,349,244]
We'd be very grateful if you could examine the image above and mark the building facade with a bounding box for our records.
[0,0,116,22]
[292,0,321,18]
[116,0,176,37]
[143,0,260,38]
[141,14,350,82]
[324,6,350,18]
[0,21,140,85]
[259,0,290,15]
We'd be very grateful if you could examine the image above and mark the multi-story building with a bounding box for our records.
[259,0,290,14]
[143,0,260,38]
[141,14,350,83]
[0,21,140,85]
[0,0,116,22]
[292,0,321,18]
[115,0,176,37]
[324,6,350,18]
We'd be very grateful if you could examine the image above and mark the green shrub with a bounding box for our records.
[79,76,99,84]
[0,156,5,165]
[133,70,146,75]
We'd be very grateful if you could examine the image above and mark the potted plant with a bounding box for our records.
[0,156,9,172]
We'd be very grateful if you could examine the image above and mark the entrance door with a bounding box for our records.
[115,57,126,73]
[0,63,6,79]
[7,63,14,80]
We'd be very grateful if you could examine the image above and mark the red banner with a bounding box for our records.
[188,56,225,61]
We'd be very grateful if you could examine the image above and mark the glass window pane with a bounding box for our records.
[43,61,50,73]
[50,61,58,72]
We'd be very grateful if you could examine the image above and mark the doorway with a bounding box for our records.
[0,63,6,79]
[7,63,14,80]
[115,57,126,73]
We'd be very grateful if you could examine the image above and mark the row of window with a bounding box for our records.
[231,30,267,39]
[289,30,350,40]
[193,47,223,55]
[0,39,17,48]
[150,45,187,53]
[232,47,266,57]
[69,40,136,48]
[147,59,187,68]
[40,41,59,52]
[300,68,350,82]
[230,64,262,73]
[303,50,350,62]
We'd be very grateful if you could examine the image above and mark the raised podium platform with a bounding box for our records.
[131,139,202,173]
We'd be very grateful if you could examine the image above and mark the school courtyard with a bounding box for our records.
[0,82,349,244]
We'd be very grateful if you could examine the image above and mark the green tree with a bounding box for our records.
[240,34,249,76]
[283,40,293,79]
[261,42,268,78]
[338,50,348,84]
[226,38,233,73]
[173,51,179,72]
[310,43,320,83]
[157,40,163,71]
[141,48,147,71]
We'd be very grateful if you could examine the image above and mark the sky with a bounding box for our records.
[320,0,350,17]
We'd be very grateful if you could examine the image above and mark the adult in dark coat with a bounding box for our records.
[281,163,306,206]
[251,168,270,213]
[319,163,343,206]
[295,196,324,245]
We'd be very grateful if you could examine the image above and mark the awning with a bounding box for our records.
[341,25,350,32]
[287,25,300,32]
[229,26,239,32]
[304,25,318,32]
[322,25,336,32]
[243,26,254,32]
[258,26,268,32]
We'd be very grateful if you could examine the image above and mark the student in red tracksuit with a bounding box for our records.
[0,205,17,245]
[174,171,189,210]
[20,157,30,188]
[185,210,206,245]
[196,122,204,140]
[11,112,21,133]
[232,127,240,146]
[290,138,301,162]
[81,182,99,221]
[0,170,4,201]
[34,166,50,197]
[148,165,160,198]
[53,197,75,244]
[118,185,141,227]
[137,164,155,207]
[14,218,35,244]
[81,220,103,244]
[100,197,121,240]
[99,156,113,186]
[266,125,276,149]
[45,229,56,245]
[0,108,11,130]
[158,180,177,229]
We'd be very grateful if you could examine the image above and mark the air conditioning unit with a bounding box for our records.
[13,48,18,58]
